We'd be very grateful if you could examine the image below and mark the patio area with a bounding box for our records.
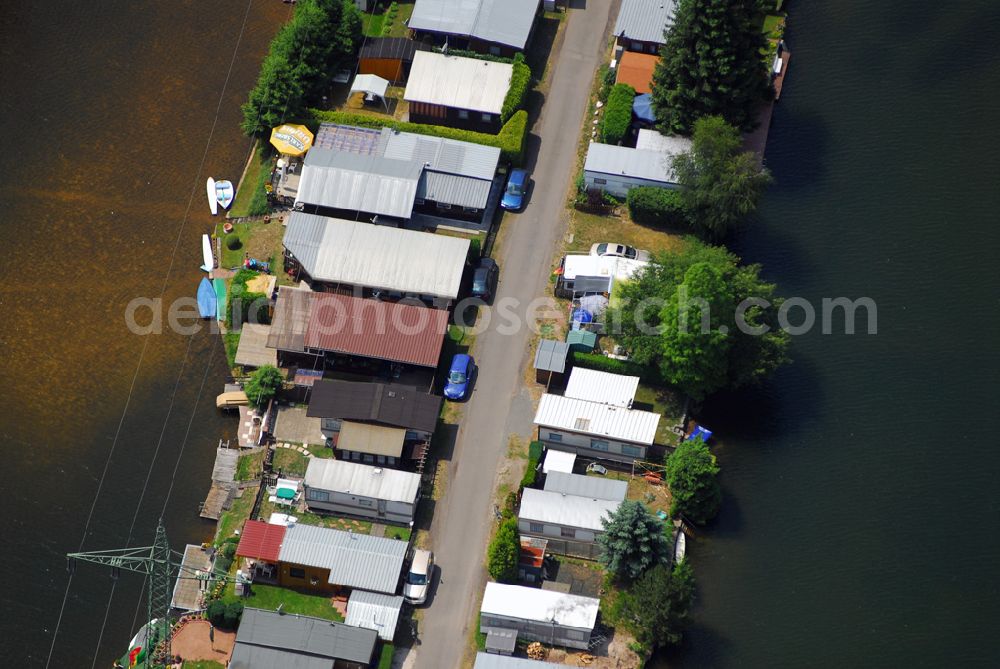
[171,619,235,666]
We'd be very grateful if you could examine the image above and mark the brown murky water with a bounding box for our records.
[0,1,284,665]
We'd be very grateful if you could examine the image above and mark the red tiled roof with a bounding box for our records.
[235,520,286,563]
[616,51,658,95]
[304,293,449,368]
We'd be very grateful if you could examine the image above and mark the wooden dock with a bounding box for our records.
[170,544,213,611]
[199,446,239,520]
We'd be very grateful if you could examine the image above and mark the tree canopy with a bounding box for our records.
[245,365,284,409]
[622,559,695,651]
[487,518,520,583]
[241,0,361,136]
[672,116,772,239]
[612,238,789,400]
[666,438,722,523]
[651,0,771,134]
[597,500,672,583]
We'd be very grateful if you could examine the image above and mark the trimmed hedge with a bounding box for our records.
[487,518,520,583]
[599,83,636,145]
[309,109,529,165]
[571,351,664,384]
[520,440,543,489]
[501,54,532,124]
[627,186,687,228]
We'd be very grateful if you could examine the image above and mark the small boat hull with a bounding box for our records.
[207,177,218,215]
[215,180,235,210]
[201,234,213,272]
[213,277,227,321]
[197,278,217,319]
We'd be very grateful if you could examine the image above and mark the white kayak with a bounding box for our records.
[207,177,218,215]
[201,234,214,272]
[215,180,235,210]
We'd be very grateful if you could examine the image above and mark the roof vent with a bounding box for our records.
[574,417,591,431]
[373,467,384,475]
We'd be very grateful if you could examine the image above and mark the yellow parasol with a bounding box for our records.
[269,124,314,156]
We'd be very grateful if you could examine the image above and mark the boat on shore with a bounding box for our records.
[206,177,218,215]
[215,179,235,210]
[197,278,217,319]
[201,234,213,272]
[213,277,227,321]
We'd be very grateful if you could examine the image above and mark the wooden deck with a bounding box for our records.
[200,447,239,520]
[171,544,213,611]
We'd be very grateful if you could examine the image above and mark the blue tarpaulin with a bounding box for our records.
[633,94,655,122]
[688,425,713,442]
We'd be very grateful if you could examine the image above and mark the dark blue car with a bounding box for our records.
[500,168,529,211]
[444,353,474,400]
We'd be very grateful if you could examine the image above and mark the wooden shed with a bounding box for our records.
[358,37,430,84]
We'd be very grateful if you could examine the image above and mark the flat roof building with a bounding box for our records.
[230,607,378,669]
[409,0,542,54]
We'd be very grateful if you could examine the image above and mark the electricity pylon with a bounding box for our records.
[67,519,232,669]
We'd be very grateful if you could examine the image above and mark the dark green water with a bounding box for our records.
[664,2,1000,667]
[0,1,283,666]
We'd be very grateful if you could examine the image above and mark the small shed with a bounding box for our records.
[479,582,601,650]
[565,328,597,354]
[542,449,576,475]
[359,37,430,83]
[345,590,404,641]
[533,339,570,387]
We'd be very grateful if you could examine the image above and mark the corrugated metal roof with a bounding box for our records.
[418,170,493,209]
[543,472,628,502]
[359,37,431,62]
[297,149,421,218]
[383,129,500,180]
[236,520,287,562]
[542,450,576,475]
[304,457,421,503]
[345,591,404,641]
[304,293,449,367]
[474,652,565,669]
[306,379,442,433]
[564,367,639,408]
[533,393,660,445]
[480,582,600,629]
[405,52,512,114]
[278,523,407,594]
[635,128,693,154]
[408,0,540,49]
[234,608,377,665]
[519,487,621,531]
[283,213,469,299]
[583,142,687,184]
[265,286,316,352]
[533,339,570,373]
[338,421,407,457]
[613,0,677,45]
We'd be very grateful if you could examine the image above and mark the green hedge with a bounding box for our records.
[520,440,543,489]
[571,351,664,384]
[434,48,514,64]
[377,643,395,669]
[599,83,636,145]
[627,186,687,228]
[309,109,529,165]
[501,54,532,124]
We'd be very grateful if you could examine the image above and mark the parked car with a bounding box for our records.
[589,243,650,262]
[500,168,529,210]
[471,257,499,302]
[403,549,434,605]
[444,353,474,400]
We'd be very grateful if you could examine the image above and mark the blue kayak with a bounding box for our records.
[197,277,217,319]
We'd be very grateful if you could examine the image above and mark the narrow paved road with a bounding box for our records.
[415,3,614,667]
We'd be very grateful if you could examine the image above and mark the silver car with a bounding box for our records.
[403,549,434,605]
[590,242,651,262]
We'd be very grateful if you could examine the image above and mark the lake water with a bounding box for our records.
[0,1,284,665]
[662,1,1000,667]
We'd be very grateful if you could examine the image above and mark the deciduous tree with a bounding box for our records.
[487,518,520,583]
[622,560,695,650]
[245,365,284,409]
[666,438,722,523]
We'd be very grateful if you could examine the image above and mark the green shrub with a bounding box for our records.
[432,48,514,64]
[598,65,616,102]
[246,365,284,408]
[223,601,244,629]
[309,109,529,165]
[502,491,518,519]
[501,54,532,124]
[627,186,687,228]
[571,351,664,384]
[520,441,543,489]
[377,643,395,669]
[206,600,227,627]
[487,518,520,582]
[225,234,243,251]
[599,83,635,145]
[222,542,238,561]
[468,236,482,261]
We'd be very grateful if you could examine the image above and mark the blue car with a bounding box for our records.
[500,168,529,211]
[444,353,474,400]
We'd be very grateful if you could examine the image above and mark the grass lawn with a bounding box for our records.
[236,450,265,481]
[229,146,272,218]
[377,643,395,669]
[384,3,413,38]
[215,487,255,545]
[763,13,785,39]
[182,662,225,669]
[362,12,385,36]
[272,447,310,477]
[632,383,684,445]
[217,218,285,270]
[226,583,344,622]
[567,210,685,259]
